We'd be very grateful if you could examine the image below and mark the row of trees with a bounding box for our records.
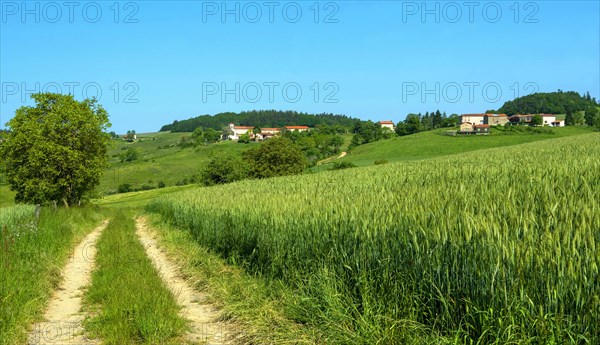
[497,91,598,115]
[395,111,459,137]
[160,110,360,132]
[349,121,394,148]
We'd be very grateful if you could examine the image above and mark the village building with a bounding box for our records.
[509,114,557,126]
[457,122,490,135]
[483,114,509,126]
[285,126,309,132]
[228,123,311,140]
[460,114,485,125]
[227,123,255,140]
[379,120,395,131]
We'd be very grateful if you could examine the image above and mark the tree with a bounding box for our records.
[0,93,110,206]
[243,137,307,179]
[120,147,139,162]
[201,153,248,186]
[531,114,543,126]
[584,107,599,127]
[238,132,251,143]
[572,111,585,125]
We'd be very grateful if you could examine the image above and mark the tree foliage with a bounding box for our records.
[0,93,111,206]
[349,120,393,149]
[498,91,598,115]
[119,147,139,162]
[201,153,249,186]
[159,110,360,132]
[243,137,307,179]
[531,114,543,126]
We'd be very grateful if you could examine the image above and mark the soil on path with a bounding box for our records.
[135,217,234,345]
[28,220,109,345]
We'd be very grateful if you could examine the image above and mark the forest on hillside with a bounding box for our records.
[159,110,361,132]
[496,91,598,115]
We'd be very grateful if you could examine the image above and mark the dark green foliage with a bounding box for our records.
[374,159,388,165]
[201,153,249,186]
[0,93,111,206]
[117,183,132,193]
[329,161,357,170]
[157,181,166,188]
[243,137,307,178]
[119,147,139,162]
[159,110,359,132]
[349,121,392,149]
[584,107,600,127]
[191,127,221,145]
[282,129,344,165]
[531,114,543,126]
[238,133,251,144]
[498,91,598,115]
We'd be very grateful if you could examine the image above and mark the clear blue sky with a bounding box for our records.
[1,0,599,133]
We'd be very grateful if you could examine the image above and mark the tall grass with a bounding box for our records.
[83,210,187,344]
[0,205,105,345]
[148,133,600,343]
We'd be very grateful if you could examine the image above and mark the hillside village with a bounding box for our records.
[226,113,569,141]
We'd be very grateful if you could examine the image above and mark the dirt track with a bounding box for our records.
[28,220,109,345]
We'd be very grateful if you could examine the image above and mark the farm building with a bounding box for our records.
[379,120,395,131]
[509,114,557,126]
[484,114,509,126]
[228,123,311,140]
[460,114,485,125]
[285,126,309,132]
[227,123,255,140]
[458,123,490,135]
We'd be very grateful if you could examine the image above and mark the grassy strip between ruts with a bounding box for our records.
[0,205,106,345]
[144,213,326,344]
[83,210,188,344]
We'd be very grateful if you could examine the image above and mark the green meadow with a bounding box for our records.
[1,128,598,344]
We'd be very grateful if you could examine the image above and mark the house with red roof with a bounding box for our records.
[379,120,395,131]
[228,123,311,140]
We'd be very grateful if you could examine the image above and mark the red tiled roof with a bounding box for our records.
[474,124,490,128]
[261,128,281,131]
[234,126,254,129]
[379,120,394,124]
[285,126,309,129]
[461,114,485,116]
[485,113,507,117]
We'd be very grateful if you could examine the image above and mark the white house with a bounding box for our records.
[285,126,309,132]
[551,119,565,127]
[460,114,485,125]
[379,120,395,131]
[510,114,557,126]
[540,114,556,126]
[228,123,254,140]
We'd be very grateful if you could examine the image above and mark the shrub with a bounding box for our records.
[330,161,357,170]
[117,183,132,193]
[374,159,389,165]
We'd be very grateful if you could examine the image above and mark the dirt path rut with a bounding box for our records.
[135,217,232,344]
[28,220,109,345]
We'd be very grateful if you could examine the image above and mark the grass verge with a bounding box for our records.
[145,213,329,344]
[0,205,105,345]
[83,210,187,344]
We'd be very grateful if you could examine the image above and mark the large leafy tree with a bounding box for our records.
[243,137,307,178]
[0,93,111,206]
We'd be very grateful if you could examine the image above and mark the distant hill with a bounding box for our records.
[496,91,598,115]
[159,110,362,132]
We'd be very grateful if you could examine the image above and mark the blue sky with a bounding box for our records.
[1,0,599,133]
